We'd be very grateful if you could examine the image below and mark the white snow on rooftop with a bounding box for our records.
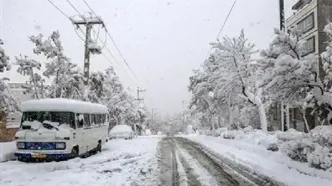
[21,98,109,113]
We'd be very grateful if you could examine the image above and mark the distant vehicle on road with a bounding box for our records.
[14,98,110,162]
[109,125,134,140]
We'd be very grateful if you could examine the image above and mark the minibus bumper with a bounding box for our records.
[15,152,72,161]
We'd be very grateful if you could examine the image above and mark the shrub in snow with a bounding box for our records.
[279,138,315,162]
[311,125,332,148]
[307,145,332,171]
[222,130,244,140]
[267,143,279,152]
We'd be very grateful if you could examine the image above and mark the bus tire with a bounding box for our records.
[97,141,102,153]
[71,146,79,158]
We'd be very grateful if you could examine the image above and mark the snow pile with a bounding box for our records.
[217,126,278,149]
[185,135,332,186]
[145,129,152,136]
[276,128,309,141]
[109,124,133,134]
[214,126,332,171]
[0,141,16,162]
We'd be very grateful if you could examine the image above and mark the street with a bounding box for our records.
[0,136,282,186]
[158,137,279,186]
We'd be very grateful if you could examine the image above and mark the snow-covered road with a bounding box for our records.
[0,137,161,186]
[158,137,277,186]
[2,136,331,186]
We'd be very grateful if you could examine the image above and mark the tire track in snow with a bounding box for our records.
[176,143,220,186]
[158,138,180,186]
[174,151,189,186]
[176,138,240,186]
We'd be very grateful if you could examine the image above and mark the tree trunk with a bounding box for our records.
[30,68,39,99]
[211,114,216,136]
[302,108,310,133]
[258,104,268,131]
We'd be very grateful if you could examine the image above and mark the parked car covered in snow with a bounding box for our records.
[109,125,134,140]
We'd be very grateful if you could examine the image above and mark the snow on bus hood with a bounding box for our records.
[17,121,72,140]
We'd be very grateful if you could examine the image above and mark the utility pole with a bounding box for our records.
[134,87,146,136]
[72,14,104,99]
[135,87,146,102]
[279,0,285,31]
[279,0,288,131]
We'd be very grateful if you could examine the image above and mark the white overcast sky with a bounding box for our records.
[0,0,297,116]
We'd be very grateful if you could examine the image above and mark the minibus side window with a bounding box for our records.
[96,114,101,126]
[84,114,90,128]
[91,114,96,126]
[77,113,84,128]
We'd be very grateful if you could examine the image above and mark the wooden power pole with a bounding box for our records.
[72,14,104,95]
[279,0,285,31]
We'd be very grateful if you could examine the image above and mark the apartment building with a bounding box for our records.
[287,0,332,78]
[269,0,332,131]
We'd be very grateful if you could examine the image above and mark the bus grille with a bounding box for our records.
[25,142,57,150]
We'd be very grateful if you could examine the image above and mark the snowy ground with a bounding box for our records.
[0,137,161,186]
[184,135,332,186]
[0,141,16,162]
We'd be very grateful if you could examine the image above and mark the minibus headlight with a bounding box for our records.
[55,142,66,150]
[17,142,25,149]
[55,137,70,140]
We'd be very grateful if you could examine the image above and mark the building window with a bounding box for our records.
[297,12,314,35]
[302,36,315,56]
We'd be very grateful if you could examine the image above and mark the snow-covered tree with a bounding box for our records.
[0,40,19,114]
[259,28,316,100]
[0,39,11,72]
[89,71,105,103]
[321,22,332,93]
[15,55,44,99]
[30,31,76,98]
[260,27,332,126]
[190,30,268,131]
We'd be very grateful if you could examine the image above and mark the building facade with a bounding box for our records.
[0,83,32,141]
[271,0,332,132]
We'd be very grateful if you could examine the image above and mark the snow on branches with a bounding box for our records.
[0,40,19,113]
[321,22,332,92]
[15,55,44,99]
[0,39,11,72]
[30,31,83,99]
[189,30,268,131]
[259,28,316,100]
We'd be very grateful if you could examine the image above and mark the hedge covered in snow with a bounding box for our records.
[216,126,332,171]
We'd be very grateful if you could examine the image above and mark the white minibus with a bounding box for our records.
[14,98,109,161]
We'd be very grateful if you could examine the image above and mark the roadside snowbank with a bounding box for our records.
[213,126,332,171]
[0,141,16,162]
[185,135,332,186]
[0,137,161,186]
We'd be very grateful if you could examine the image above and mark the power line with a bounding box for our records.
[216,0,237,39]
[203,0,238,62]
[65,0,82,16]
[82,0,97,15]
[104,29,139,80]
[47,0,71,19]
